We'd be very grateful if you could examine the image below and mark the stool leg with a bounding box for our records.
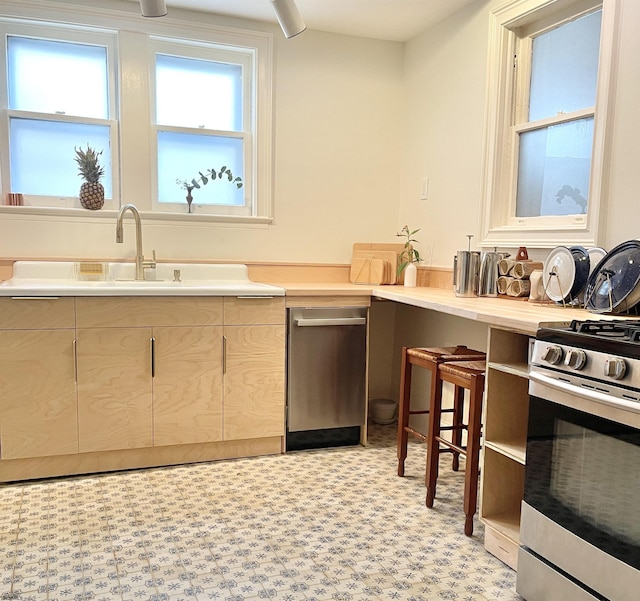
[451,385,465,472]
[397,348,412,477]
[463,374,484,536]
[425,369,443,508]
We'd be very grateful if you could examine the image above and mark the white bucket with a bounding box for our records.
[370,398,397,425]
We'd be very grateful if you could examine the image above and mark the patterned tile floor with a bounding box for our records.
[0,424,521,601]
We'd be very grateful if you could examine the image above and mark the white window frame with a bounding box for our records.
[479,0,620,249]
[0,0,274,225]
[149,37,254,217]
[0,20,119,209]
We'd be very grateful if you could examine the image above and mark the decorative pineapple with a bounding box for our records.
[74,145,105,210]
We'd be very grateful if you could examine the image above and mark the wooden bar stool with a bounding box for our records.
[397,346,486,478]
[425,359,486,536]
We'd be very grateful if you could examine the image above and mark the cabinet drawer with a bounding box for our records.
[484,525,519,570]
[0,297,75,329]
[224,297,285,325]
[76,297,223,327]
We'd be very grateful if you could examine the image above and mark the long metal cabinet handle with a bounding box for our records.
[294,317,367,327]
[73,339,78,382]
[222,335,227,374]
[150,337,155,377]
[10,296,60,300]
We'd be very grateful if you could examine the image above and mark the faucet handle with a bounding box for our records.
[143,249,157,271]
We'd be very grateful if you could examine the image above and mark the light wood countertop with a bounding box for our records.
[271,282,375,296]
[275,282,623,335]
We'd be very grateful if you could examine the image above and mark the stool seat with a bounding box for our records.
[396,345,486,480]
[406,346,486,362]
[438,360,486,377]
[425,358,486,536]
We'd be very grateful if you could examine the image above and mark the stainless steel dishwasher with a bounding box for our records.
[286,306,367,450]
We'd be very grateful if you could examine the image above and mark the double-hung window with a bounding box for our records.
[0,3,272,222]
[0,22,117,208]
[151,39,252,216]
[480,0,618,248]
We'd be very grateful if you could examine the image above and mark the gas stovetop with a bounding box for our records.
[531,319,640,395]
[537,319,640,361]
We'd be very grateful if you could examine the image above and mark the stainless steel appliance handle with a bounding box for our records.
[294,317,367,327]
[10,296,60,300]
[529,370,640,417]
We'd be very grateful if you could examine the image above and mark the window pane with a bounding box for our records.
[8,36,108,119]
[158,131,244,207]
[10,118,112,198]
[529,10,601,122]
[156,54,242,131]
[515,118,593,217]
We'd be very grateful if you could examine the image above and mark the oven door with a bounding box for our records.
[519,371,640,601]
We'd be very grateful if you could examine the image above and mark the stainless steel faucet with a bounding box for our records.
[115,203,156,280]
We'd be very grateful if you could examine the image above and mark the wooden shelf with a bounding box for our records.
[484,440,525,465]
[483,513,521,543]
[481,325,529,573]
[484,369,530,453]
[481,448,525,526]
[488,360,528,379]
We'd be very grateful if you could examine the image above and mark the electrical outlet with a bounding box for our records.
[420,177,429,200]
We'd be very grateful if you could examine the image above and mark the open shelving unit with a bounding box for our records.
[480,327,532,570]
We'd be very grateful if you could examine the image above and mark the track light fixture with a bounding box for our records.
[270,0,306,39]
[139,0,306,38]
[140,0,167,18]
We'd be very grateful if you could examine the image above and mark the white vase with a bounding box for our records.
[404,262,417,287]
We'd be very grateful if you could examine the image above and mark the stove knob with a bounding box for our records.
[541,345,564,365]
[565,349,587,370]
[605,357,627,380]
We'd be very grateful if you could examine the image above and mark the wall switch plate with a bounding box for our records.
[420,177,429,200]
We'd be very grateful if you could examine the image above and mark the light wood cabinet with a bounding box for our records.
[223,297,286,441]
[0,294,285,478]
[76,297,224,452]
[74,296,284,451]
[76,327,153,453]
[480,327,532,570]
[153,325,223,446]
[224,324,286,440]
[0,298,78,460]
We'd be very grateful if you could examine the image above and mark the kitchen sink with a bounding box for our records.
[0,261,285,297]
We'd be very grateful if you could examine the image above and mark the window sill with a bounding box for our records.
[480,222,598,249]
[0,205,274,226]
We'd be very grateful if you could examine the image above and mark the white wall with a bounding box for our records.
[400,1,491,269]
[400,0,640,268]
[4,0,637,267]
[0,0,404,263]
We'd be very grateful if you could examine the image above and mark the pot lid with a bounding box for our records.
[542,246,576,303]
[585,240,640,313]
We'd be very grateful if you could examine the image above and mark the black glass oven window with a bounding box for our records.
[525,396,640,570]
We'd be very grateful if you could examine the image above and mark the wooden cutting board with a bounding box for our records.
[350,257,387,285]
[352,243,405,284]
[352,250,398,283]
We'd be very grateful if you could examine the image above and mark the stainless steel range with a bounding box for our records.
[518,319,640,601]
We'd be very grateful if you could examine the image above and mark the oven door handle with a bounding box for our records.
[529,370,640,420]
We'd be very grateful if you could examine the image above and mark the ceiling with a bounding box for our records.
[136,0,483,42]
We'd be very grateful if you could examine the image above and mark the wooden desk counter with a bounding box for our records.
[277,282,614,334]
